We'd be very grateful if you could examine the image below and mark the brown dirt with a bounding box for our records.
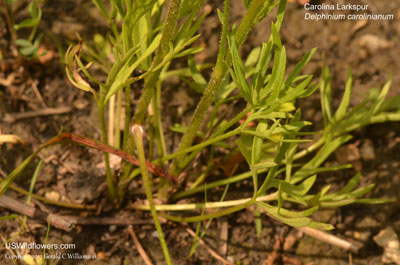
[0,0,399,264]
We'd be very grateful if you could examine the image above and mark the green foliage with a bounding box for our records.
[11,0,44,58]
[3,0,400,263]
[61,0,400,234]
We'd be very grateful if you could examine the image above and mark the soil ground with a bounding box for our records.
[0,0,399,264]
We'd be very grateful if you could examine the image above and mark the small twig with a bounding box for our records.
[1,0,17,42]
[127,226,153,265]
[30,80,47,108]
[0,195,75,232]
[219,219,229,257]
[65,216,152,226]
[186,228,235,265]
[3,106,73,123]
[0,234,17,260]
[297,226,361,254]
[50,132,177,183]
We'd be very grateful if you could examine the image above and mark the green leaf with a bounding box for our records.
[253,41,273,99]
[283,175,316,196]
[271,23,282,49]
[251,122,268,165]
[106,45,139,86]
[0,214,19,221]
[237,134,253,165]
[174,46,203,58]
[15,39,32,47]
[257,202,331,229]
[187,56,207,92]
[256,0,279,22]
[111,0,125,17]
[284,142,297,181]
[279,75,312,103]
[251,160,278,171]
[28,1,39,18]
[260,46,286,101]
[335,173,361,195]
[91,0,109,19]
[291,134,353,184]
[105,33,162,102]
[228,34,251,104]
[347,184,375,198]
[333,68,353,122]
[285,48,316,88]
[275,0,287,31]
[320,66,333,125]
[20,45,38,56]
[170,124,205,138]
[176,2,206,45]
[14,18,40,30]
[371,74,392,115]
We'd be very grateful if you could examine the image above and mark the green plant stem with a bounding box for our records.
[22,159,43,228]
[162,128,240,161]
[98,103,118,201]
[161,200,254,222]
[108,95,116,146]
[171,168,269,201]
[132,0,182,125]
[132,124,172,265]
[153,80,167,160]
[171,105,251,173]
[123,85,132,149]
[170,0,270,175]
[115,89,123,149]
[291,137,324,161]
[135,193,277,211]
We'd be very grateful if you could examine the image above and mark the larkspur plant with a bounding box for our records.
[2,0,400,263]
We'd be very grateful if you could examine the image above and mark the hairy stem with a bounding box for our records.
[170,0,271,175]
[132,0,182,125]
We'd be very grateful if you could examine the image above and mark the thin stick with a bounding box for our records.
[0,195,75,232]
[3,106,73,123]
[297,226,361,253]
[66,216,152,226]
[186,228,234,265]
[50,133,176,182]
[127,226,154,265]
[0,0,16,42]
[31,80,47,108]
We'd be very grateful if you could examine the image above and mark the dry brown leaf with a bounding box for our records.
[0,134,26,145]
